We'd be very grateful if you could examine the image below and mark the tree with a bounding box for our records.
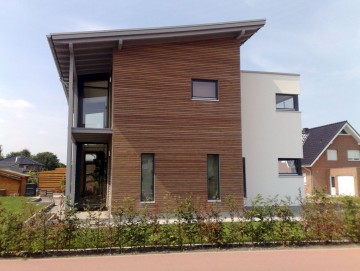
[33,152,60,170]
[6,148,32,158]
[0,145,3,159]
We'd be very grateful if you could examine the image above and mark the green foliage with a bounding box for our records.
[32,152,60,170]
[1,193,360,256]
[341,196,360,242]
[6,149,32,158]
[27,171,39,185]
[300,191,344,242]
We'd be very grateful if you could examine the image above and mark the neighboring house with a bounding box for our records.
[48,19,303,210]
[302,121,360,196]
[0,169,29,196]
[241,71,304,205]
[0,156,44,173]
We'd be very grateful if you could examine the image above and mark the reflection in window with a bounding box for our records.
[278,159,301,175]
[276,94,298,111]
[79,78,109,128]
[141,154,154,202]
[208,154,220,200]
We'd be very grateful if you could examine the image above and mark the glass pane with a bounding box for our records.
[141,154,154,201]
[276,94,295,110]
[82,87,108,128]
[208,154,219,200]
[193,80,217,99]
[278,159,297,174]
[83,80,108,88]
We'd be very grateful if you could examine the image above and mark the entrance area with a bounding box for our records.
[76,144,108,209]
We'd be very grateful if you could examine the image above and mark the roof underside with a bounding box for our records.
[47,19,266,96]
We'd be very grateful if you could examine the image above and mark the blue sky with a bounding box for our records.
[0,0,359,162]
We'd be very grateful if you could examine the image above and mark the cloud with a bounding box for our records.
[0,98,34,110]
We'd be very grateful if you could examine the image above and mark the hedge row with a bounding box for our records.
[0,192,359,256]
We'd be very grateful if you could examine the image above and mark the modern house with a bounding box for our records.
[241,71,304,205]
[48,20,304,210]
[302,121,360,196]
[0,156,44,173]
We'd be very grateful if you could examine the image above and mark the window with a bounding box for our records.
[208,154,220,200]
[141,154,155,202]
[276,94,299,111]
[192,79,218,100]
[327,150,337,161]
[347,150,360,161]
[330,176,336,188]
[243,157,247,198]
[278,159,302,175]
[78,74,110,128]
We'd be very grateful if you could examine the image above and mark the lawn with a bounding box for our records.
[0,196,49,220]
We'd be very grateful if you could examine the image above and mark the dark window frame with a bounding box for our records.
[278,158,302,176]
[207,154,220,201]
[276,94,299,111]
[243,157,247,198]
[192,79,219,100]
[141,153,155,202]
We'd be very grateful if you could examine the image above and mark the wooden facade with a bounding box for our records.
[0,169,28,196]
[111,38,243,208]
[38,167,66,193]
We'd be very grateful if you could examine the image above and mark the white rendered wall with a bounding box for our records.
[241,71,304,205]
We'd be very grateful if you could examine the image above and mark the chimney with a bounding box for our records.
[302,128,309,134]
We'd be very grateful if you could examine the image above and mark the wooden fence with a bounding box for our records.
[38,168,66,193]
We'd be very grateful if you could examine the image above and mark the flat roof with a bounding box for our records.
[47,19,266,97]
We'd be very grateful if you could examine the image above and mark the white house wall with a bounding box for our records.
[241,71,304,205]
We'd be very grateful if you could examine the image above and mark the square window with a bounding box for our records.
[192,79,218,100]
[347,150,360,161]
[276,94,299,111]
[278,158,302,175]
[327,150,337,161]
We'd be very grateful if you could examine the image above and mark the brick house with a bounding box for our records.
[0,156,44,173]
[302,121,360,196]
[48,20,304,210]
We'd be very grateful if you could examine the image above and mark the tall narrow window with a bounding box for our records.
[78,75,110,129]
[208,154,220,200]
[141,154,154,202]
[243,157,247,198]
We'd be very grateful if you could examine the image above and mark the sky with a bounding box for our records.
[0,0,359,163]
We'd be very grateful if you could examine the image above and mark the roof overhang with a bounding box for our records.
[47,19,266,98]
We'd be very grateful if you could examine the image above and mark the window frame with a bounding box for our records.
[347,150,360,161]
[278,158,302,176]
[192,79,218,101]
[327,149,338,161]
[276,94,299,111]
[207,154,220,201]
[140,153,155,203]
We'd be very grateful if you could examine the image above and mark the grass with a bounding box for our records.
[0,196,48,220]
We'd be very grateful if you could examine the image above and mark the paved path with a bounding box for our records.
[1,246,359,271]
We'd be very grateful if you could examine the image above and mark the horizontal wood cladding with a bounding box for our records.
[111,38,243,209]
[38,168,66,192]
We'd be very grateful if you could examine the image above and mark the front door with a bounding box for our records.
[77,143,108,208]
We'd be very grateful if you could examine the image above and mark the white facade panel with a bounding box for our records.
[241,71,304,205]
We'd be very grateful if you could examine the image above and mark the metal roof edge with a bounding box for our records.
[48,19,266,40]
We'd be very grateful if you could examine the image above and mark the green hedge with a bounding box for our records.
[0,192,359,256]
